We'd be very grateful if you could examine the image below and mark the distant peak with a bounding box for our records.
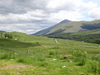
[61,19,70,22]
[58,19,71,25]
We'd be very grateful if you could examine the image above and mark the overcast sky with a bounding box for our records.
[0,0,100,34]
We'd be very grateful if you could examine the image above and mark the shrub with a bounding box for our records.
[49,51,56,55]
[17,58,25,63]
[72,49,87,66]
[0,53,12,59]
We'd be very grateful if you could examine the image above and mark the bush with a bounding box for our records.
[0,53,12,59]
[72,49,87,66]
[49,51,55,55]
[17,58,25,63]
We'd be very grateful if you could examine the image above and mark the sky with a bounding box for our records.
[0,0,100,34]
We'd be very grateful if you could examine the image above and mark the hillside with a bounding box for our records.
[48,29,100,44]
[0,32,100,75]
[71,28,100,35]
[34,19,100,36]
[34,19,70,35]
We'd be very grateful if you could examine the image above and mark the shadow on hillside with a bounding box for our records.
[0,38,41,48]
[81,23,100,30]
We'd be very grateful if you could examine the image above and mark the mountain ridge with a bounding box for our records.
[33,19,100,36]
[34,19,71,35]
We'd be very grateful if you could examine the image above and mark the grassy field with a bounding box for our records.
[0,32,100,75]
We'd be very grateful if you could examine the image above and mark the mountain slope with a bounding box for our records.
[34,19,100,36]
[71,28,100,35]
[48,28,100,44]
[34,19,70,35]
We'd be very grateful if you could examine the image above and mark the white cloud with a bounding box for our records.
[48,10,83,22]
[0,23,48,34]
[27,10,46,17]
[82,1,97,9]
[47,0,82,11]
[0,10,47,23]
[79,1,97,13]
[88,8,100,19]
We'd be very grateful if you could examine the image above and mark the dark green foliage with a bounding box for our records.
[0,53,10,59]
[49,51,55,55]
[17,58,25,63]
[81,24,100,30]
[0,33,13,39]
[48,33,100,44]
[4,34,13,39]
[0,38,40,48]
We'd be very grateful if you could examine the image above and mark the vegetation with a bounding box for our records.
[0,32,100,75]
[48,33,100,44]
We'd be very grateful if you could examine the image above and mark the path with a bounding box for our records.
[54,39,59,43]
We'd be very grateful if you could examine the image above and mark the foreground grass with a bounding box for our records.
[0,32,100,75]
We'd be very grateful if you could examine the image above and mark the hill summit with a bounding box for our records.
[34,19,71,35]
[33,19,100,36]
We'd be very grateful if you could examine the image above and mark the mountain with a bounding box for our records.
[34,19,70,35]
[0,31,5,32]
[34,19,100,36]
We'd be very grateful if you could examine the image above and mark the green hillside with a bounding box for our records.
[71,29,100,35]
[34,19,70,36]
[34,19,100,36]
[48,29,100,44]
[0,32,100,75]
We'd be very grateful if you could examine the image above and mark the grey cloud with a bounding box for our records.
[0,23,51,34]
[0,0,48,14]
[0,0,80,15]
[0,0,99,34]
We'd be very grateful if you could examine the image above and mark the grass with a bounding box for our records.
[0,32,100,75]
